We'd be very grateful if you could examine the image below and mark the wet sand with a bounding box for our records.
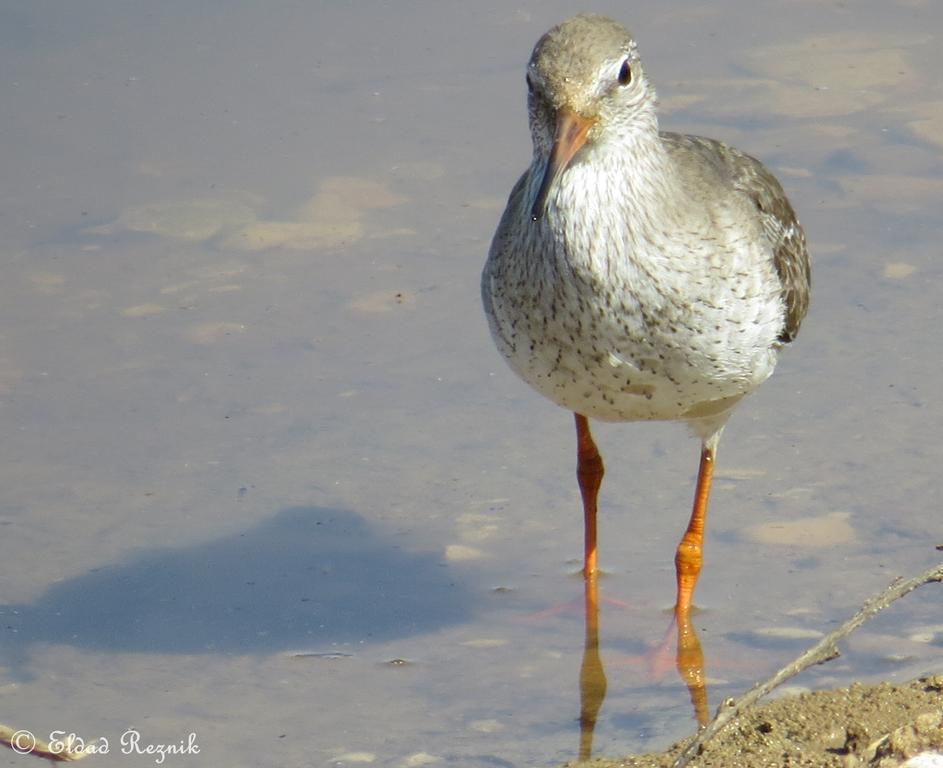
[573,677,943,768]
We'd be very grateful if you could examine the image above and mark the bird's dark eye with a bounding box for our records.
[618,59,632,86]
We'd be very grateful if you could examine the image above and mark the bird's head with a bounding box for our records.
[526,14,657,220]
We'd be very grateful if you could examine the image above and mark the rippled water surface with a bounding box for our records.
[2,2,942,766]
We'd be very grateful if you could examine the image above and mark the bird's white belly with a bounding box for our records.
[503,331,775,424]
[484,246,782,424]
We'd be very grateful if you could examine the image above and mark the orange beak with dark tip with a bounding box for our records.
[531,108,596,221]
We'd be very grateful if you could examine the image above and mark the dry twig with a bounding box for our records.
[0,723,88,761]
[673,562,943,768]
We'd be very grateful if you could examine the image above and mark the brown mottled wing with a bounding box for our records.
[728,145,810,342]
[662,133,811,343]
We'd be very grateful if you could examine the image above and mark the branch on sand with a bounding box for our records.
[673,561,943,768]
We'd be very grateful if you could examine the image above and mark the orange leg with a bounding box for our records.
[575,414,604,577]
[674,441,716,617]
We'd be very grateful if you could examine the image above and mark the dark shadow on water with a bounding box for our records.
[1,506,472,666]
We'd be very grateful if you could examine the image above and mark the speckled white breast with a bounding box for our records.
[482,152,786,429]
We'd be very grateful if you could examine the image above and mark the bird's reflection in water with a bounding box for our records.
[578,573,608,761]
[576,574,709,762]
[674,608,709,727]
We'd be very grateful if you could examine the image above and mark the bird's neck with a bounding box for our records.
[548,126,681,239]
